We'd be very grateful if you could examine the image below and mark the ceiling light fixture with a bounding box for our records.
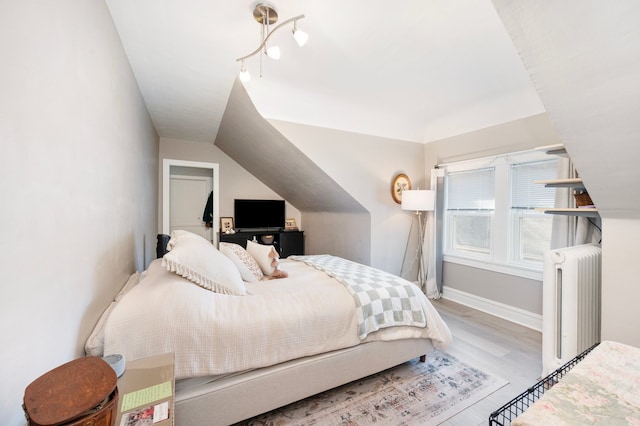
[236,3,307,81]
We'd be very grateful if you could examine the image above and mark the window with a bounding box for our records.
[443,152,558,279]
[446,168,495,258]
[510,161,558,265]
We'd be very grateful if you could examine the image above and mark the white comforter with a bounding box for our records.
[103,258,451,379]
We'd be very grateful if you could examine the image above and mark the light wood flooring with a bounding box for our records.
[431,298,542,426]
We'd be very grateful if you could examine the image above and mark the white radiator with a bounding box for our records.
[541,243,602,377]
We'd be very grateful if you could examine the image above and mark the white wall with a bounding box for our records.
[159,137,301,233]
[601,218,640,346]
[271,120,426,276]
[0,1,158,424]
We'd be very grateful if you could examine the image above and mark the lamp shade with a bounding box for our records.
[266,45,281,59]
[239,68,251,82]
[293,28,308,46]
[401,190,435,212]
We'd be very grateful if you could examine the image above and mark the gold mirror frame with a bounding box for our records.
[391,174,411,204]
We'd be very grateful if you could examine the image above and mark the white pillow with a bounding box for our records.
[115,272,141,302]
[85,301,116,356]
[246,240,280,276]
[167,229,209,250]
[162,236,247,295]
[85,272,142,356]
[219,242,263,283]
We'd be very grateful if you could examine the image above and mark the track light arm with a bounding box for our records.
[236,14,305,63]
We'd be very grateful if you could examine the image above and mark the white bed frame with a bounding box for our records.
[175,337,434,425]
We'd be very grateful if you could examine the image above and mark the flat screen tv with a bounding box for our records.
[234,199,285,230]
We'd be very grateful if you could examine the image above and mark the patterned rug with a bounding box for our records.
[237,350,507,425]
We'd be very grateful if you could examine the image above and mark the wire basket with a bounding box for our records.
[574,191,593,207]
[488,342,600,426]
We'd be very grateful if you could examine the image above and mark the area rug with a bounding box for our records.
[237,350,508,425]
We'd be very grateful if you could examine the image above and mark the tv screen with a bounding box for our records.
[234,199,285,230]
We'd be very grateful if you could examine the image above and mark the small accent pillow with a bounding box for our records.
[246,240,280,276]
[219,242,263,283]
[162,236,247,295]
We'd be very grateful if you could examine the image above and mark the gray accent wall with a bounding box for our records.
[444,263,542,314]
[270,120,428,275]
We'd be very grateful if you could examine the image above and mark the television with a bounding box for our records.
[234,199,285,231]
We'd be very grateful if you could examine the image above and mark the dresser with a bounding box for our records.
[219,229,304,258]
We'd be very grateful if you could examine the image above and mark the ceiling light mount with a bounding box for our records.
[253,3,278,25]
[236,3,307,81]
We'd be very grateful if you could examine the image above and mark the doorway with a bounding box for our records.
[162,159,219,244]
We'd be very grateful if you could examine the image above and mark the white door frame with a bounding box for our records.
[162,159,220,243]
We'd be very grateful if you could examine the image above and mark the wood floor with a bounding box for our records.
[431,298,542,426]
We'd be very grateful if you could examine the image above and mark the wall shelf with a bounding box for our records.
[535,143,569,158]
[535,207,599,217]
[534,178,585,190]
[535,144,599,218]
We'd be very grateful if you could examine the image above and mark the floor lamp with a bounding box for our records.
[401,190,435,290]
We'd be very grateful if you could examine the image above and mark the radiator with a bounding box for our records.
[541,243,602,377]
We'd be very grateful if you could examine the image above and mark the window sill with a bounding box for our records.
[443,254,543,281]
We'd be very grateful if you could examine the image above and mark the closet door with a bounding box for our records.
[162,159,220,244]
[169,174,212,241]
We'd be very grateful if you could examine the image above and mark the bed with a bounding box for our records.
[510,340,640,425]
[86,231,452,425]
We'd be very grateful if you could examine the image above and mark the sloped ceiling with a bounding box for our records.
[215,78,367,213]
[105,0,544,144]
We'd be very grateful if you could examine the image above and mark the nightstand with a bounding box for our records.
[115,353,175,425]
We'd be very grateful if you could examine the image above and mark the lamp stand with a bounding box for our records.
[415,211,426,291]
[400,189,434,292]
[401,210,426,291]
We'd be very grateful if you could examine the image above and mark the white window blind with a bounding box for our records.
[510,159,558,264]
[511,160,558,209]
[447,168,495,211]
[445,167,495,258]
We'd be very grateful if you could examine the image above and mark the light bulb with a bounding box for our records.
[266,45,280,60]
[293,29,308,47]
[239,67,251,82]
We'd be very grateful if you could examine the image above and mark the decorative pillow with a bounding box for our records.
[219,242,263,283]
[246,240,280,276]
[162,236,246,295]
[167,229,209,250]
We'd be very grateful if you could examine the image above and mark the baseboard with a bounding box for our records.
[442,286,542,332]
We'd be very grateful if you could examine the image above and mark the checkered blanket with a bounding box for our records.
[289,255,427,339]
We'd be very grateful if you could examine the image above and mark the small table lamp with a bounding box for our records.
[401,190,435,290]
